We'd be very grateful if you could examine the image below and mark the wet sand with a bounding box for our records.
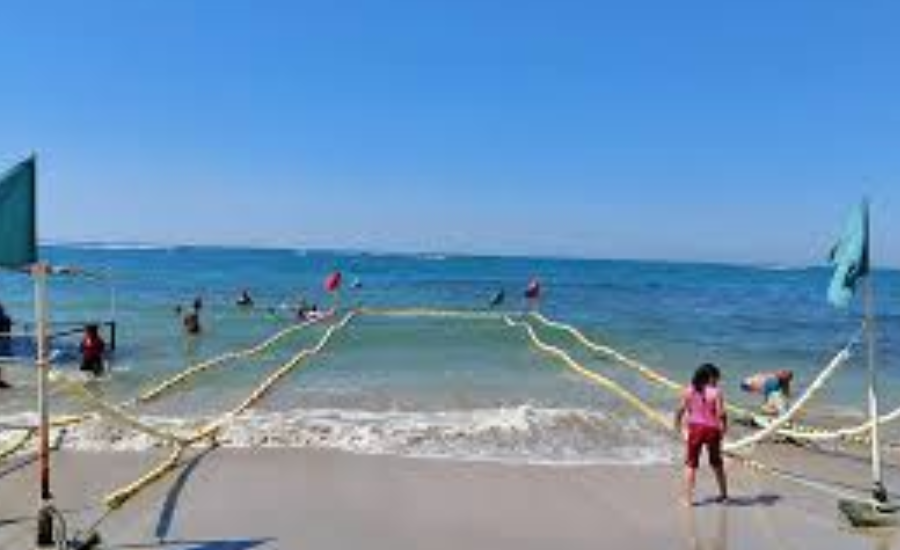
[0,446,898,549]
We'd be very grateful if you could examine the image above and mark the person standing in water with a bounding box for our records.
[79,324,107,376]
[674,363,729,506]
[236,289,254,307]
[0,303,12,357]
[183,309,202,335]
[0,304,14,388]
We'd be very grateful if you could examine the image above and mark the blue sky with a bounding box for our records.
[1,1,898,265]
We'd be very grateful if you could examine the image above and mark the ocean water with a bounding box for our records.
[0,245,898,464]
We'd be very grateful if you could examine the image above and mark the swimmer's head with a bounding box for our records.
[776,370,793,382]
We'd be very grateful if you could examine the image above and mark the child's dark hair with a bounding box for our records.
[691,366,709,393]
[691,363,720,393]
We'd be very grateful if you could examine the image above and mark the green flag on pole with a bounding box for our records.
[0,157,37,269]
[827,199,869,309]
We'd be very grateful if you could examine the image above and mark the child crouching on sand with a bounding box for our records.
[674,363,728,506]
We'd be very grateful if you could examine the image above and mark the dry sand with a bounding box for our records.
[1,445,899,549]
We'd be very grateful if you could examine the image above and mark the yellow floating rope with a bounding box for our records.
[186,311,355,443]
[51,376,192,446]
[137,316,329,404]
[504,316,670,427]
[0,316,329,465]
[530,312,873,445]
[723,347,852,451]
[507,315,864,502]
[0,429,35,461]
[359,307,510,320]
[99,311,356,511]
[104,446,185,509]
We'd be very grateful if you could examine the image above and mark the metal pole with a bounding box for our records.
[34,262,56,546]
[864,275,887,503]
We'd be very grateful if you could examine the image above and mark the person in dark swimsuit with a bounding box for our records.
[79,324,107,376]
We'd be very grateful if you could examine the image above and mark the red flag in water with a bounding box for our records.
[325,271,343,293]
[524,278,541,300]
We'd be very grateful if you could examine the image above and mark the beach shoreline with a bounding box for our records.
[0,447,896,549]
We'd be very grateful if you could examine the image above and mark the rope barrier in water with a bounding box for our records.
[137,315,330,404]
[0,310,357,540]
[2,305,876,531]
[506,315,866,502]
[50,376,192,446]
[0,429,35,461]
[503,316,670,426]
[99,311,356,512]
[530,312,874,446]
[0,315,327,465]
[722,346,853,452]
[185,311,356,443]
[359,307,510,320]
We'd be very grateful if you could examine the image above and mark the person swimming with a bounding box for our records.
[236,289,254,307]
[741,370,793,416]
[489,289,506,308]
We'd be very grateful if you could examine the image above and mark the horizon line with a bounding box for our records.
[40,237,894,272]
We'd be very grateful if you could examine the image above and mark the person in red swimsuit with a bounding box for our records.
[674,363,729,506]
[79,324,106,376]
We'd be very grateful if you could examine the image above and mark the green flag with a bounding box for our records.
[827,200,869,308]
[0,157,37,268]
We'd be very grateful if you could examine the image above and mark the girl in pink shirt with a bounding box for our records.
[674,363,728,506]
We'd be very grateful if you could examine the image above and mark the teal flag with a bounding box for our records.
[827,200,869,308]
[0,157,37,268]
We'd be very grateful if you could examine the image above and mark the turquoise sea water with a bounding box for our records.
[0,245,897,463]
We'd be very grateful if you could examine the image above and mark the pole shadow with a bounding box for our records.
[118,537,273,550]
[154,445,218,542]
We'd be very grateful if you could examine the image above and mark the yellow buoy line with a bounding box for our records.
[97,311,356,517]
[0,315,332,462]
[0,429,34,461]
[1,305,887,535]
[181,311,356,445]
[505,315,866,502]
[530,312,876,445]
[507,315,855,452]
[0,310,352,543]
[357,306,512,320]
[136,316,328,404]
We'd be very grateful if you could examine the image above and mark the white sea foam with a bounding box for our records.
[1,406,677,466]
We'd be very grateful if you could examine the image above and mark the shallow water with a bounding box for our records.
[0,245,897,463]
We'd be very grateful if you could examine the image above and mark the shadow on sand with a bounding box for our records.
[155,445,218,541]
[119,538,272,549]
[693,493,782,508]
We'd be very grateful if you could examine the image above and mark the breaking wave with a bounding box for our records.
[0,406,676,466]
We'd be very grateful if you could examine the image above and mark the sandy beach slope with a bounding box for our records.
[0,447,897,549]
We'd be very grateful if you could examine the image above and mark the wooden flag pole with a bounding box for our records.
[34,261,56,546]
